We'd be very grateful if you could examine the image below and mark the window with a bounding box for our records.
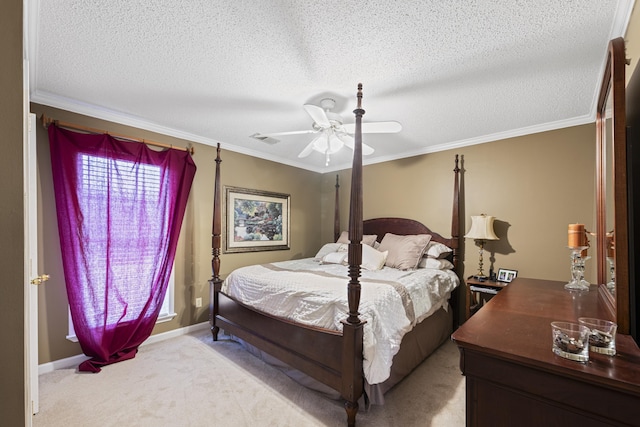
[66,153,177,341]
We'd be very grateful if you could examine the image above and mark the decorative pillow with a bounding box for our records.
[321,251,348,265]
[314,243,347,259]
[336,230,378,247]
[418,257,454,270]
[361,244,388,271]
[378,233,432,270]
[425,241,453,259]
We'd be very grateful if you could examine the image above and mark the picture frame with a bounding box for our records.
[224,186,290,253]
[497,268,518,283]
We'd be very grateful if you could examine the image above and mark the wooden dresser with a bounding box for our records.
[451,277,640,426]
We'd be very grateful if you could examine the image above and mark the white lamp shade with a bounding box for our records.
[465,214,499,240]
[313,133,343,154]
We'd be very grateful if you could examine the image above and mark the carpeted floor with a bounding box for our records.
[33,328,465,426]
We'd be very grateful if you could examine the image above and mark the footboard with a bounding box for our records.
[215,291,344,391]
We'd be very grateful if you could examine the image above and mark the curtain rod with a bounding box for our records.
[40,114,195,155]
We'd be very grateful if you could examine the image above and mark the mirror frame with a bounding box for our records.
[596,37,629,334]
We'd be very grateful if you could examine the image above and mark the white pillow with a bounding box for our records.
[321,251,348,265]
[418,257,454,270]
[378,233,432,270]
[319,244,387,270]
[361,244,388,271]
[314,243,347,259]
[336,230,378,247]
[425,241,453,259]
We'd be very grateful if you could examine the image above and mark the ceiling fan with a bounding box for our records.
[253,98,402,166]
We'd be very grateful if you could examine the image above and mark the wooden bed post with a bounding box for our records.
[451,154,461,270]
[334,174,340,242]
[450,154,462,329]
[342,84,365,427]
[210,143,223,341]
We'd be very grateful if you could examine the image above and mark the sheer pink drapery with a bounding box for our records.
[48,125,196,372]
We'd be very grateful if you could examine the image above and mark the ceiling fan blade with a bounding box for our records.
[336,133,375,155]
[361,142,375,155]
[298,134,324,158]
[342,121,402,134]
[303,104,331,128]
[254,129,317,137]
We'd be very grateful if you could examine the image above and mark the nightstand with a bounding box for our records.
[465,276,508,319]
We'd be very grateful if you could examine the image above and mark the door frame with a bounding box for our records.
[25,111,39,419]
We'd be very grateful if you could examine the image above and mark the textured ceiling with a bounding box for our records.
[30,1,634,173]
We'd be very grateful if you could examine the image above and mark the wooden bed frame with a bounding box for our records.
[209,85,461,426]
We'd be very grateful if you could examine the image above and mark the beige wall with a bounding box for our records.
[0,0,26,425]
[32,104,322,362]
[626,2,640,85]
[336,125,596,281]
[324,125,597,321]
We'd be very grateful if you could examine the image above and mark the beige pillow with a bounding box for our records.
[336,230,378,247]
[378,233,432,270]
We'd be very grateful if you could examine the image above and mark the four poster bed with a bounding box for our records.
[209,85,461,426]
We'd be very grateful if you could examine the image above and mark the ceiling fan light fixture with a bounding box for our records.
[327,134,344,154]
[312,133,343,155]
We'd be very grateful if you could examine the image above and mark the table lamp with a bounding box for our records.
[465,214,499,279]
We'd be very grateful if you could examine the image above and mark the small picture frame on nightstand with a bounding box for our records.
[497,268,518,283]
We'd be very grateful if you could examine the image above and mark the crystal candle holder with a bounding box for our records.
[607,256,616,295]
[565,246,590,291]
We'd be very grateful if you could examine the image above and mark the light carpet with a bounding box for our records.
[33,328,465,426]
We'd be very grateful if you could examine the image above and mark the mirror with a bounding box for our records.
[605,91,614,292]
[596,37,629,334]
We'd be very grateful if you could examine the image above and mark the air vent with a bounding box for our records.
[250,133,280,145]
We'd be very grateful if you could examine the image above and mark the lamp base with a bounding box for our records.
[471,274,488,281]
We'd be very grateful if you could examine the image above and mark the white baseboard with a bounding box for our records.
[38,322,210,375]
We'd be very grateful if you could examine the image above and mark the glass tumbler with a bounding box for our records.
[551,321,590,362]
[578,317,617,356]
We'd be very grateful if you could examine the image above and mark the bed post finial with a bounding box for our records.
[210,143,223,340]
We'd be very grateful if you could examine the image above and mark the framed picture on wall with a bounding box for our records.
[224,186,290,253]
[497,268,518,283]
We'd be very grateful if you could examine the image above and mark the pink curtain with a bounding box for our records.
[48,125,196,372]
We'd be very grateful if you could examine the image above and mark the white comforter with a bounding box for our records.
[221,258,459,384]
